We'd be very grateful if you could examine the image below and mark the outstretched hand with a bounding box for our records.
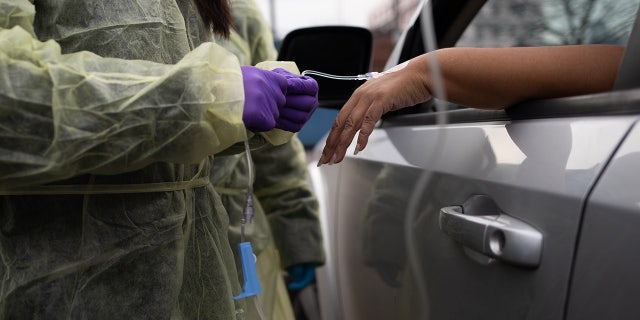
[317,57,433,166]
[316,44,626,166]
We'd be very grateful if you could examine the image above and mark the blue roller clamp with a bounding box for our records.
[233,242,262,300]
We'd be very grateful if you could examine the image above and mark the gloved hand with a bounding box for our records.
[272,68,319,132]
[241,66,288,132]
[286,263,317,291]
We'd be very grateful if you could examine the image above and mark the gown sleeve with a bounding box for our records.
[0,0,251,187]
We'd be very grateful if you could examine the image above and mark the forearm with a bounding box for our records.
[317,44,625,166]
[0,26,247,187]
[422,45,625,109]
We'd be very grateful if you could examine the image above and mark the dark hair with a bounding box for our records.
[193,0,232,38]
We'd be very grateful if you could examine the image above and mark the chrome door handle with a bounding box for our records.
[439,197,543,268]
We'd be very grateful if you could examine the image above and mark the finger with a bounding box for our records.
[275,89,287,107]
[265,70,289,97]
[333,104,367,163]
[354,100,385,155]
[286,76,319,95]
[323,82,387,164]
[245,104,278,132]
[318,90,361,166]
[271,67,295,77]
[279,107,311,124]
[262,77,286,107]
[284,94,318,111]
[260,99,280,131]
[275,117,304,132]
[271,68,319,94]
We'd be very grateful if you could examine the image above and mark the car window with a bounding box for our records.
[382,0,640,121]
[411,0,640,116]
[457,0,640,47]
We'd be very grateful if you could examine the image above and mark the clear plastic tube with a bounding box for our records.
[404,1,449,319]
[241,139,254,242]
[253,296,267,320]
[301,69,379,80]
[243,143,265,319]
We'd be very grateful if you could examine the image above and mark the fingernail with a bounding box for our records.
[354,144,362,155]
[317,154,327,167]
[328,154,337,165]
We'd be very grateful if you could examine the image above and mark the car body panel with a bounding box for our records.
[310,114,636,319]
[306,0,640,319]
[567,120,640,320]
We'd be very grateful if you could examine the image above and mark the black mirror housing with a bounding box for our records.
[277,26,373,109]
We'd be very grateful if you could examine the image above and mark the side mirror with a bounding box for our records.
[278,26,373,110]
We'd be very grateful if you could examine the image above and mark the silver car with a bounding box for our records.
[291,0,640,319]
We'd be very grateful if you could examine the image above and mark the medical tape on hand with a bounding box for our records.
[370,61,409,79]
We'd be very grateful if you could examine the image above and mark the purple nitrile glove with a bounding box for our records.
[271,68,319,132]
[240,66,288,132]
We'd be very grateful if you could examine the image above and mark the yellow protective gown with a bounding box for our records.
[212,0,325,319]
[0,1,293,319]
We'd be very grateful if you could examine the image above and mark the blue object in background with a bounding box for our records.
[286,263,317,291]
[297,108,339,149]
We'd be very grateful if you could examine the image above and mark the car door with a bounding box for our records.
[566,10,640,320]
[308,0,640,319]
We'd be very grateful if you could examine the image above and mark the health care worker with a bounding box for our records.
[0,0,318,319]
[213,0,325,319]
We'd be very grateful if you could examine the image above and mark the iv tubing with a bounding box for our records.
[301,70,378,80]
[253,296,267,320]
[241,139,255,243]
[239,140,266,320]
[404,1,449,320]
